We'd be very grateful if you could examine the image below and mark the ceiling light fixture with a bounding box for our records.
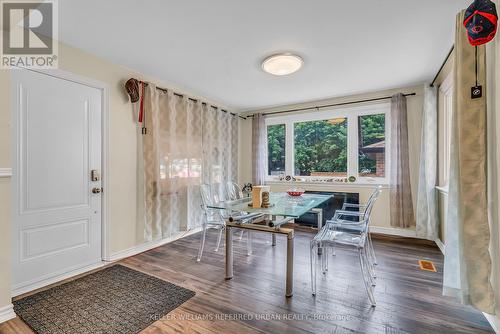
[262,53,303,76]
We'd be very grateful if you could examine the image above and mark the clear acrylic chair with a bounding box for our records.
[333,186,382,268]
[310,188,381,306]
[226,181,244,200]
[197,183,261,262]
[226,181,247,240]
[197,184,225,262]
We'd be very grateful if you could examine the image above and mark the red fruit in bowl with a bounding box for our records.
[287,189,304,197]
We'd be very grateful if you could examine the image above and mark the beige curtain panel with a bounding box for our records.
[443,10,494,314]
[389,94,415,228]
[252,113,267,185]
[416,86,439,240]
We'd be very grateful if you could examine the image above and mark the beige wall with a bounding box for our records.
[238,86,424,229]
[0,42,230,310]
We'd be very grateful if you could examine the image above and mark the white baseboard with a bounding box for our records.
[0,304,16,324]
[370,226,417,238]
[105,227,202,262]
[12,261,105,297]
[435,238,445,255]
[484,312,500,333]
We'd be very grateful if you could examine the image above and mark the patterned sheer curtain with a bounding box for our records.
[141,84,238,241]
[389,94,415,228]
[201,104,239,185]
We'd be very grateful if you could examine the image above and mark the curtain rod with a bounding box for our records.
[244,92,417,118]
[128,78,246,120]
[430,45,454,87]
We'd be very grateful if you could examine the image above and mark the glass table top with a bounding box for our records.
[207,192,332,218]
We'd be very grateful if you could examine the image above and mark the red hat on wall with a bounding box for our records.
[463,0,498,46]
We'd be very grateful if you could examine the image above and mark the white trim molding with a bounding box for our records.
[0,168,12,178]
[105,227,202,262]
[436,185,449,195]
[484,313,500,334]
[435,238,445,255]
[370,226,417,238]
[0,304,16,324]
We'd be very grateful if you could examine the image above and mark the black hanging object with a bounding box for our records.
[464,0,498,46]
[471,46,483,99]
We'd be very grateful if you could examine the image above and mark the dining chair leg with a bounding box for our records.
[196,223,207,262]
[362,241,377,280]
[358,248,376,306]
[246,231,253,256]
[215,227,224,252]
[322,246,329,274]
[368,232,378,265]
[362,247,376,286]
[310,241,317,296]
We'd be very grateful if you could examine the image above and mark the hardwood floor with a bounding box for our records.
[0,230,494,334]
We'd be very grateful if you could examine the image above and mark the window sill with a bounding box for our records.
[266,180,389,188]
[435,186,449,194]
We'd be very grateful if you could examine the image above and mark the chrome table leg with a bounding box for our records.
[286,232,294,297]
[311,208,323,255]
[225,225,233,280]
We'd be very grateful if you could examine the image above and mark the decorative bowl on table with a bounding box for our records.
[287,188,305,197]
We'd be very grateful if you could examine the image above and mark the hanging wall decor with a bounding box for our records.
[463,0,498,46]
[125,78,147,133]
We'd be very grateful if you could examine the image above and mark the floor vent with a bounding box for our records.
[418,260,437,272]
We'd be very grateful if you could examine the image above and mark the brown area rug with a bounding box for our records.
[13,265,195,334]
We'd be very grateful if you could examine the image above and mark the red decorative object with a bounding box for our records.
[464,0,498,46]
[138,82,145,123]
[287,189,305,197]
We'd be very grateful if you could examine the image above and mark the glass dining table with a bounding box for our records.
[207,192,332,297]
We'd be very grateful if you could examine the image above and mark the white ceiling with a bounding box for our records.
[58,0,469,111]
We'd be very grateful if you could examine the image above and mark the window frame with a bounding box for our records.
[438,71,453,188]
[264,102,391,184]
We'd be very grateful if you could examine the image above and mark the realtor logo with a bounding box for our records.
[1,0,58,68]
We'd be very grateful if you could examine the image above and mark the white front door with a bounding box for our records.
[11,69,103,293]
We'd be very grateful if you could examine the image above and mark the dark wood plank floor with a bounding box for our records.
[1,230,494,334]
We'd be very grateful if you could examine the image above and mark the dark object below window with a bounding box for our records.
[295,191,359,227]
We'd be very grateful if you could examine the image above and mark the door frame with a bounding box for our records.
[10,67,110,293]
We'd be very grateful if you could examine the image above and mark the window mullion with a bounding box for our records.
[347,114,358,178]
[285,121,294,176]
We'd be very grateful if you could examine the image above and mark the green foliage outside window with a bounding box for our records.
[267,124,286,175]
[358,114,385,176]
[294,119,347,176]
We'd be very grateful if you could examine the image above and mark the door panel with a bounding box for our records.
[12,69,102,291]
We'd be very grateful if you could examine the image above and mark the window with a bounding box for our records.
[438,72,453,187]
[358,114,385,177]
[267,124,286,175]
[294,118,347,176]
[265,103,390,183]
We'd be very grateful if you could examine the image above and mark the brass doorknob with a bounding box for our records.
[92,187,102,194]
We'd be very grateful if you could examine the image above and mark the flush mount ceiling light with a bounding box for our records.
[262,53,303,76]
